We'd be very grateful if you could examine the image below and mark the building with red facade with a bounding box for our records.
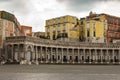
[0,11,22,48]
[21,26,32,36]
[106,14,120,42]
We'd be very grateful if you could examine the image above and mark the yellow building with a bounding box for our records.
[79,12,108,43]
[45,14,107,43]
[45,15,80,42]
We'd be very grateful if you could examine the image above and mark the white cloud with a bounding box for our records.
[92,1,120,16]
[0,0,120,32]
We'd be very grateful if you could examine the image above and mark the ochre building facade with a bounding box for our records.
[45,15,79,42]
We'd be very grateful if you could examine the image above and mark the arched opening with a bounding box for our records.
[63,56,67,62]
[58,55,60,60]
[26,46,32,61]
[7,45,12,61]
[82,56,84,61]
[70,56,72,61]
[52,55,55,61]
[14,44,18,62]
[75,56,78,62]
[86,56,89,62]
[114,56,118,62]
[99,56,102,62]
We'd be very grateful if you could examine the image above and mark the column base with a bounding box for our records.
[95,62,98,64]
[67,62,69,63]
[46,61,48,63]
[113,62,115,64]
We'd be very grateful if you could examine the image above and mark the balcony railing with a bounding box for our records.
[5,36,120,48]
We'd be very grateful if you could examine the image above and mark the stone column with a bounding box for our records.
[89,49,91,64]
[45,47,48,63]
[40,46,43,63]
[118,50,120,64]
[67,48,69,63]
[17,44,20,61]
[78,48,80,63]
[51,47,53,63]
[72,48,74,64]
[36,46,38,61]
[112,49,115,64]
[56,48,58,63]
[11,44,14,61]
[95,49,97,63]
[5,44,8,60]
[84,49,85,63]
[101,50,103,64]
[61,48,63,63]
[106,49,109,63]
[24,45,26,60]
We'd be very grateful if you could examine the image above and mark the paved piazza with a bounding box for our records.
[0,65,120,80]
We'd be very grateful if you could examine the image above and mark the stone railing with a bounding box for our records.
[5,36,120,48]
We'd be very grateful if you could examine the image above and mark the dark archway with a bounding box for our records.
[63,56,67,62]
[75,56,78,62]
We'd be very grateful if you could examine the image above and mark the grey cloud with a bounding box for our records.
[0,0,33,15]
[0,0,11,2]
[56,0,113,12]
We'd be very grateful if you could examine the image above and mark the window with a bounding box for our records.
[53,26,56,31]
[87,22,90,29]
[47,27,50,32]
[58,31,60,34]
[47,32,50,38]
[58,25,60,31]
[54,19,56,24]
[93,31,96,37]
[58,18,60,23]
[116,33,119,38]
[87,30,90,37]
[63,17,66,22]
[53,31,56,40]
[63,24,66,30]
[104,23,107,30]
[25,28,30,33]
[5,30,8,37]
[110,33,114,37]
[93,23,96,30]
[63,30,66,33]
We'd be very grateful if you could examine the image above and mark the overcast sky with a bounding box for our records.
[0,0,120,32]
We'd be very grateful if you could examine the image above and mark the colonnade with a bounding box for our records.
[5,43,120,64]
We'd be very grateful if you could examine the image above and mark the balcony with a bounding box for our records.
[56,33,68,39]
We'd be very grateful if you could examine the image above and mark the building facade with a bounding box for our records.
[0,11,21,48]
[4,36,120,64]
[45,15,80,42]
[81,12,120,43]
[21,25,32,36]
[32,32,45,38]
[1,11,120,65]
[0,11,33,58]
